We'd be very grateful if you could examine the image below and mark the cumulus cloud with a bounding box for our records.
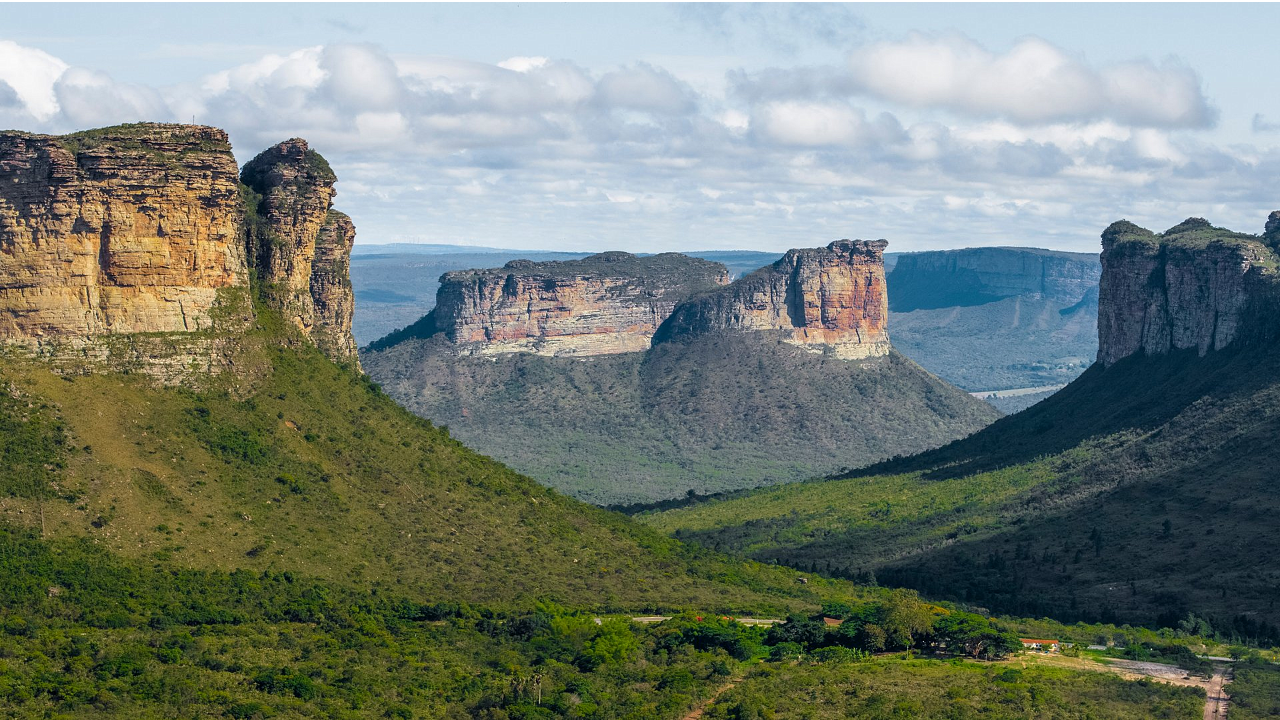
[0,37,1267,253]
[0,40,68,120]
[594,63,697,115]
[843,34,1216,128]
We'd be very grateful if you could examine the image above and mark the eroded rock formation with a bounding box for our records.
[1097,217,1280,366]
[655,239,891,360]
[0,123,360,380]
[428,252,730,356]
[241,138,359,365]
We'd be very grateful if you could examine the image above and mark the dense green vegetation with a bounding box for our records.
[365,334,997,504]
[1227,655,1280,719]
[0,532,1084,718]
[704,658,1204,719]
[0,308,857,615]
[646,341,1280,640]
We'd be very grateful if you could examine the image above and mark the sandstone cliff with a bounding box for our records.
[654,240,891,360]
[241,138,359,365]
[423,252,729,357]
[0,123,360,380]
[888,246,1100,312]
[1097,216,1280,366]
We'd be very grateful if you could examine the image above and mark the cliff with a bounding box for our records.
[422,251,729,357]
[654,239,890,360]
[241,138,359,365]
[888,247,1100,312]
[0,123,360,380]
[1097,217,1280,366]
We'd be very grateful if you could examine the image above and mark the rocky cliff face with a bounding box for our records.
[0,124,252,379]
[427,252,729,357]
[888,247,1100,312]
[654,240,891,360]
[0,123,360,380]
[1097,217,1280,366]
[241,138,359,365]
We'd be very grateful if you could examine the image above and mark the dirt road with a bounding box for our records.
[1204,664,1231,719]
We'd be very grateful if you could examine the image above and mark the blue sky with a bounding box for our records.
[5,3,1280,253]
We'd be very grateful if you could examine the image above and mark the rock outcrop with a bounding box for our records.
[1097,217,1280,366]
[425,252,729,357]
[654,240,891,360]
[888,247,1100,312]
[0,123,361,380]
[241,138,359,365]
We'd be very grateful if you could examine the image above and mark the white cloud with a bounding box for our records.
[0,37,1268,253]
[594,63,696,115]
[0,40,68,120]
[844,34,1215,128]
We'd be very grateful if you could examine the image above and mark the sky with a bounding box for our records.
[5,2,1280,253]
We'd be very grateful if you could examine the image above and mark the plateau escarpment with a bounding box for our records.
[1097,217,1280,366]
[888,246,1101,312]
[885,246,1101,395]
[0,124,359,380]
[649,211,1280,632]
[0,125,251,378]
[364,239,999,504]
[391,251,729,356]
[655,240,890,360]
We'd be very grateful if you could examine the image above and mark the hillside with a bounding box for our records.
[645,216,1280,641]
[364,241,998,504]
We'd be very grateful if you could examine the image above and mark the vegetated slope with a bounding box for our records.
[0,308,840,614]
[646,217,1280,641]
[364,240,998,505]
[366,332,996,505]
[887,247,1100,395]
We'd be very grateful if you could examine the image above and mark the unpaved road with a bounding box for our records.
[1204,664,1231,719]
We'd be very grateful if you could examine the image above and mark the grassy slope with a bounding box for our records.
[644,342,1280,635]
[0,309,857,616]
[363,333,999,505]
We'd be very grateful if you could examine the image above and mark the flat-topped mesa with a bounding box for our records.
[0,123,253,378]
[654,239,891,360]
[888,246,1101,312]
[1097,216,1280,366]
[430,252,730,357]
[0,123,362,380]
[241,138,359,365]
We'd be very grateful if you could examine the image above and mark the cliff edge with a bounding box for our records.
[1097,216,1280,366]
[654,239,891,360]
[0,123,360,381]
[400,251,729,357]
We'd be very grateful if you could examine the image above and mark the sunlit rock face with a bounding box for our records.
[655,239,892,361]
[430,252,731,357]
[0,124,361,380]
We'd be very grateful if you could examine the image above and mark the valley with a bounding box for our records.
[1,121,1277,719]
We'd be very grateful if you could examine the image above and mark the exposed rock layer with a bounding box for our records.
[429,252,730,356]
[0,125,249,344]
[888,247,1100,313]
[1097,217,1280,366]
[655,240,891,360]
[241,138,358,365]
[0,123,360,380]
